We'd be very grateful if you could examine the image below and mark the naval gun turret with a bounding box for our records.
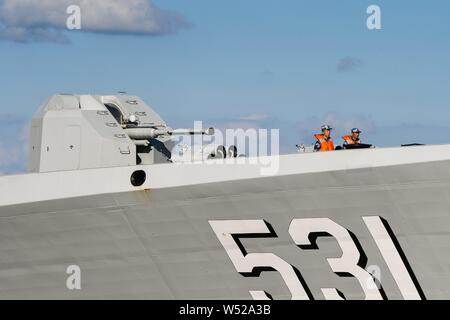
[28,94,214,173]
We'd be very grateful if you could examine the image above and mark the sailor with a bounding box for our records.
[342,128,362,146]
[314,125,335,152]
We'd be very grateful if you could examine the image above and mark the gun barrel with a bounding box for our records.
[124,128,167,140]
[171,127,215,136]
[124,127,215,140]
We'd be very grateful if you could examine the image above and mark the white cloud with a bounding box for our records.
[0,0,190,43]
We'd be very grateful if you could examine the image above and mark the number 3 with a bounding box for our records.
[289,218,384,300]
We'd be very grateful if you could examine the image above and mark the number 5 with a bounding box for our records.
[209,220,312,300]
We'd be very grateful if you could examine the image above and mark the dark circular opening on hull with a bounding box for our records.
[131,170,146,187]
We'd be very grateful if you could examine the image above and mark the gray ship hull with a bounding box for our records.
[1,158,450,300]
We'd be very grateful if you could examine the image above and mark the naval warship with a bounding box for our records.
[0,93,448,300]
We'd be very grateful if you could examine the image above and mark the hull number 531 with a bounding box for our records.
[209,216,425,300]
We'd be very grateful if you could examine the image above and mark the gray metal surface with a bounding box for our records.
[1,159,450,299]
[28,94,215,173]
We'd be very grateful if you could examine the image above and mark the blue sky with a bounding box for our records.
[1,0,450,173]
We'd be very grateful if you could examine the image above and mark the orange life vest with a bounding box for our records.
[342,135,360,145]
[315,134,335,151]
